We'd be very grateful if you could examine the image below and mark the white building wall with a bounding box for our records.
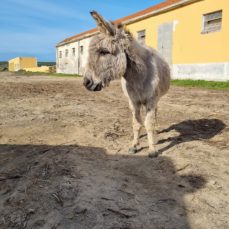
[56,36,229,81]
[56,42,78,74]
[172,62,229,81]
[56,37,92,75]
[79,37,91,74]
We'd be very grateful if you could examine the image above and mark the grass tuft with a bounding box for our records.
[15,71,81,78]
[171,79,229,90]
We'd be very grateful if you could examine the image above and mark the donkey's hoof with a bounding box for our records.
[128,147,138,154]
[148,151,159,158]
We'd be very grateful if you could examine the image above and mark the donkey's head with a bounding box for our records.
[83,11,131,91]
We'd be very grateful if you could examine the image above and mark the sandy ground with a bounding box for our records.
[0,72,228,229]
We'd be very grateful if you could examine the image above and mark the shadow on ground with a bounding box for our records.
[157,118,226,154]
[0,144,205,228]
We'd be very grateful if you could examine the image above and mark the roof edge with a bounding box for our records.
[124,0,202,25]
[56,30,98,47]
[56,0,202,47]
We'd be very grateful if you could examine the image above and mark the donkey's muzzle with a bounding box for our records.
[83,78,103,91]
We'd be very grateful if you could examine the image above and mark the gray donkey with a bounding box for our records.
[83,11,170,157]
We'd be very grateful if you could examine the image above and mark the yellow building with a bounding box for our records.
[8,57,37,72]
[125,0,228,81]
[57,0,229,81]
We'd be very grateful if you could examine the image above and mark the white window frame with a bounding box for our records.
[202,10,222,34]
[72,48,76,56]
[137,30,146,44]
[65,49,68,57]
[80,45,84,55]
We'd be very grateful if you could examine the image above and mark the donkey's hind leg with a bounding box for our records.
[144,107,159,158]
[128,101,142,154]
[155,106,158,132]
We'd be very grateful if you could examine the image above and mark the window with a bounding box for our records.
[137,30,146,44]
[80,45,84,55]
[59,51,62,58]
[65,49,68,57]
[72,48,75,56]
[202,10,222,34]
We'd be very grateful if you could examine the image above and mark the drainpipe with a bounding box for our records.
[56,49,58,73]
[78,41,80,74]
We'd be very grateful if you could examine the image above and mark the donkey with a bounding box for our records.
[83,11,170,157]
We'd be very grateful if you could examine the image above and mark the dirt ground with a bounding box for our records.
[0,72,228,229]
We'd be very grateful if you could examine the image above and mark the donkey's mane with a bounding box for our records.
[125,39,152,75]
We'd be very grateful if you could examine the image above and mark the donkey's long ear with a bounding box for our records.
[90,11,115,36]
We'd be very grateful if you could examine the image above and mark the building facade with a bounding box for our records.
[56,0,229,81]
[8,57,37,72]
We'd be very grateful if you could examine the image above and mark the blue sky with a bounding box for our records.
[0,0,164,61]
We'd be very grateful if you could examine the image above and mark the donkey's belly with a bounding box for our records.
[121,77,153,105]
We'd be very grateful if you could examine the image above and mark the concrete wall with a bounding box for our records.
[20,57,37,69]
[173,62,229,81]
[23,66,52,73]
[8,62,14,71]
[8,57,37,72]
[56,37,91,75]
[8,57,20,71]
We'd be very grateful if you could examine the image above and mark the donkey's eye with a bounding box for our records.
[99,48,110,55]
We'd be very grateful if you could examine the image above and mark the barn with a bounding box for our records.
[56,0,229,81]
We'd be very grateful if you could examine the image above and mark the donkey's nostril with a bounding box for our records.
[83,78,102,92]
[83,78,92,87]
[93,82,103,91]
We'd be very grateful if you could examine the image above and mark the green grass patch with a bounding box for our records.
[0,61,8,71]
[171,79,229,90]
[0,61,8,67]
[15,71,81,78]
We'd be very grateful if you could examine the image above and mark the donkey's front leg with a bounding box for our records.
[145,108,159,158]
[128,102,142,154]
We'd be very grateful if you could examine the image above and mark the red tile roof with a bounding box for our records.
[115,0,184,24]
[58,0,194,46]
[61,28,98,43]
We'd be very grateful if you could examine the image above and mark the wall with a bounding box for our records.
[23,66,51,73]
[8,57,37,72]
[57,42,78,74]
[126,0,229,80]
[8,62,15,71]
[126,0,228,64]
[56,37,92,74]
[8,57,20,71]
[20,58,37,69]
